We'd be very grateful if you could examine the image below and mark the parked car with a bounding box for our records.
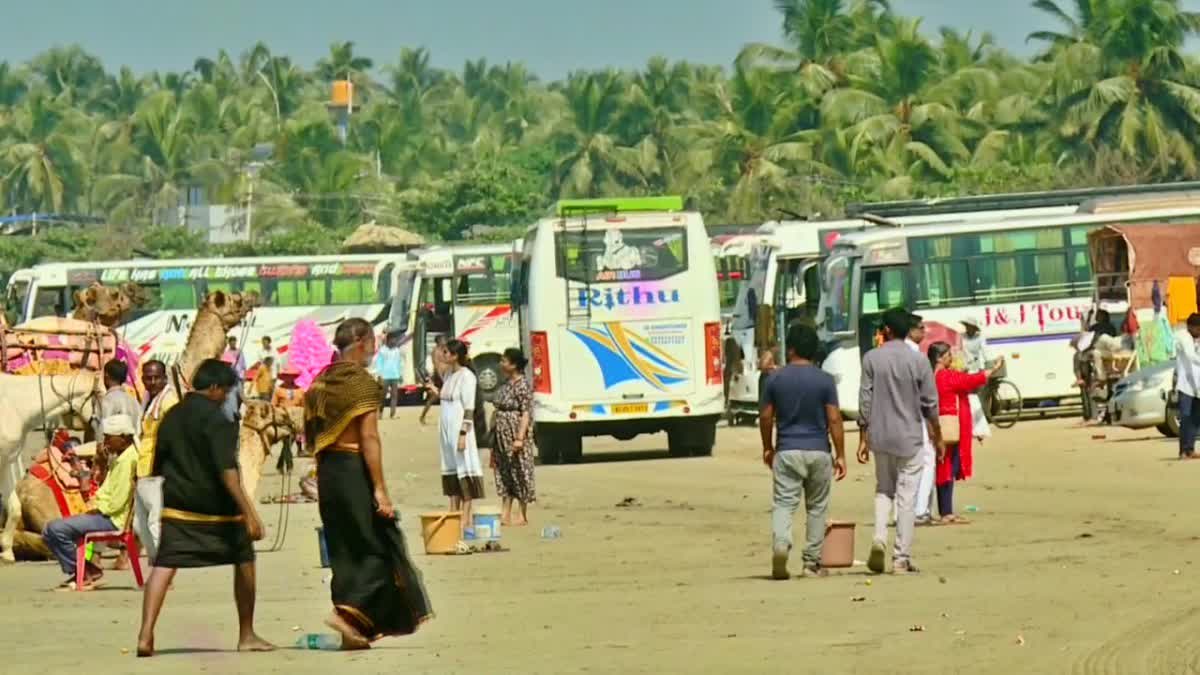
[1108,360,1180,437]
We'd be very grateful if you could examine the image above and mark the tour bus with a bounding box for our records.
[513,196,723,463]
[385,242,520,398]
[7,254,415,367]
[817,202,1200,418]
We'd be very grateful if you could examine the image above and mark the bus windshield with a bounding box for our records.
[556,226,688,283]
[715,252,746,315]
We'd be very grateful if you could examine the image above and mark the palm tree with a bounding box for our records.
[688,63,824,220]
[0,91,88,214]
[822,18,974,192]
[1029,0,1200,175]
[316,41,374,83]
[549,70,629,197]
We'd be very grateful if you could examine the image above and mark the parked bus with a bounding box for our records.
[385,242,520,398]
[513,196,722,463]
[818,203,1200,418]
[7,254,413,367]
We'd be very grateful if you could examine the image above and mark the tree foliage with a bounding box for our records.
[1,1,1200,277]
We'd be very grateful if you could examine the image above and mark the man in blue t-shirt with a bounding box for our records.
[759,323,846,580]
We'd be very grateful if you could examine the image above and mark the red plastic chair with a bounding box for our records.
[75,530,144,591]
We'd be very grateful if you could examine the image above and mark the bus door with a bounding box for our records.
[413,275,453,377]
[771,258,822,355]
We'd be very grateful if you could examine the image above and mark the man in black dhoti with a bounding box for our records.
[135,358,274,657]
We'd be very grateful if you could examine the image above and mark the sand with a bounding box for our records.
[2,410,1197,674]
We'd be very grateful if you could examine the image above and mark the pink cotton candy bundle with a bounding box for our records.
[287,319,334,390]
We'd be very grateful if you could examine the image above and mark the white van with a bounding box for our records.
[514,196,723,463]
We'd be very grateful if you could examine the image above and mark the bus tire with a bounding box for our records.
[690,420,717,457]
[536,427,561,465]
[561,433,583,464]
[475,355,503,402]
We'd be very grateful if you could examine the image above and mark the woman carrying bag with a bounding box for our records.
[928,342,1003,525]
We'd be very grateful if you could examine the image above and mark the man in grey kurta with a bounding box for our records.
[858,307,941,574]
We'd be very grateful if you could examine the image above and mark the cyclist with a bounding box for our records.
[961,316,995,435]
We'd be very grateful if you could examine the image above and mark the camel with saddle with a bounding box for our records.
[0,289,299,562]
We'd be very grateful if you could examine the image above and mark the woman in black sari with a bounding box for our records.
[305,318,433,649]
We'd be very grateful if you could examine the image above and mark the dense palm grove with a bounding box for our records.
[1,0,1200,275]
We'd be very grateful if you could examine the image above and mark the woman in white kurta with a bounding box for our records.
[437,339,485,544]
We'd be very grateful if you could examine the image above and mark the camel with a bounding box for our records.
[238,400,301,503]
[0,372,101,561]
[71,282,149,328]
[172,290,258,388]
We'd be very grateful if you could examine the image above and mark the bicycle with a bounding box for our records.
[982,376,1022,429]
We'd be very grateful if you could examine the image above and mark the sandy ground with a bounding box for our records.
[2,408,1198,674]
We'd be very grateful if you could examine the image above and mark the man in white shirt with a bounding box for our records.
[905,314,936,526]
[1175,314,1200,459]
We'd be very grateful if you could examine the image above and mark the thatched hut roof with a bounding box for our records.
[341,223,426,252]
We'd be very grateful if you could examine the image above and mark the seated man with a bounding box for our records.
[42,414,139,591]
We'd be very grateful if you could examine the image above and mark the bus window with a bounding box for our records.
[556,227,688,283]
[161,280,196,309]
[861,267,909,315]
[307,279,327,305]
[33,286,67,318]
[331,278,366,304]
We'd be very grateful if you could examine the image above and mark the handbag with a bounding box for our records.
[938,414,960,445]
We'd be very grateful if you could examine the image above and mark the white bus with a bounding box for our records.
[726,203,1134,420]
[818,204,1200,417]
[6,254,412,368]
[514,196,723,463]
[385,242,520,397]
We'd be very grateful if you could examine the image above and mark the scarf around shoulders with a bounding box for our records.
[304,360,383,453]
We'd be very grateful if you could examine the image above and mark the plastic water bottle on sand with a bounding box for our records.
[541,525,562,540]
[296,633,341,650]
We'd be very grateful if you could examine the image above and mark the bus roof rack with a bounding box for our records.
[845,181,1200,219]
[555,195,684,217]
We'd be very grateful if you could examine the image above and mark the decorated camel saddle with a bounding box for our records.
[28,438,98,520]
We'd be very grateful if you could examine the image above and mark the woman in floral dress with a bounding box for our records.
[491,348,536,525]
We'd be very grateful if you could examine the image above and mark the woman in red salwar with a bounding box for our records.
[928,342,1003,525]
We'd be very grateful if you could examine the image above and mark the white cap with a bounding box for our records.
[101,414,137,437]
[961,315,983,329]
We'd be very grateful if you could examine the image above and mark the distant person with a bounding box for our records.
[929,342,1003,524]
[419,335,449,426]
[272,367,306,457]
[97,359,141,442]
[254,336,276,375]
[136,359,272,657]
[223,336,248,380]
[373,332,405,419]
[760,323,846,580]
[133,360,178,565]
[42,414,140,591]
[1175,314,1200,459]
[491,348,537,526]
[960,316,988,374]
[857,307,941,575]
[305,318,433,649]
[905,315,937,527]
[252,357,276,401]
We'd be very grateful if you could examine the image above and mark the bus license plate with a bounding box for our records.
[612,403,649,415]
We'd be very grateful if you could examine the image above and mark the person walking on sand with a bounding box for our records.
[761,323,847,580]
[904,315,937,527]
[858,307,942,575]
[1175,314,1200,459]
[136,359,273,657]
[305,318,433,650]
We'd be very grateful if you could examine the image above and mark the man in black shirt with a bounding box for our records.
[136,359,273,658]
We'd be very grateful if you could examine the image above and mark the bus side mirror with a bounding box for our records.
[755,304,775,354]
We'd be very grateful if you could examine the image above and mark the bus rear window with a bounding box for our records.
[555,227,688,283]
